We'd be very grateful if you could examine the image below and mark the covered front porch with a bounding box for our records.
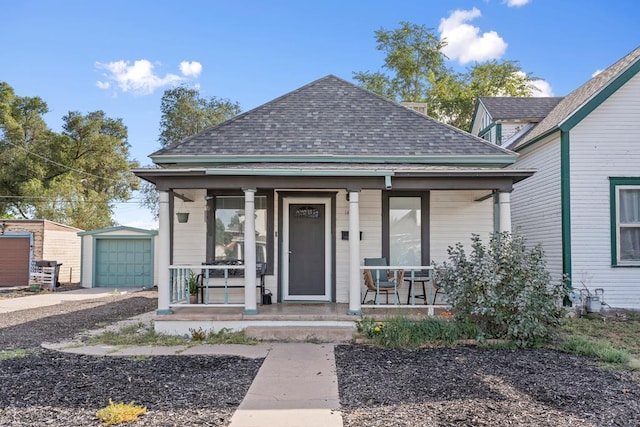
[146,174,524,336]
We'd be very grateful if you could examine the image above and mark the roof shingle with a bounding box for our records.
[152,75,515,161]
[479,96,563,121]
[513,46,640,149]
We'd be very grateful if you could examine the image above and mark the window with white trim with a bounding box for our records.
[611,179,640,265]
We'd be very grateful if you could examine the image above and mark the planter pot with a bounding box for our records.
[189,295,198,304]
[176,212,189,223]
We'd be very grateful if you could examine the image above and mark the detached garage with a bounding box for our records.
[79,226,158,288]
[0,220,82,287]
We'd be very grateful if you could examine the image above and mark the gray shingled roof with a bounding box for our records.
[479,97,563,121]
[512,46,640,149]
[151,75,515,162]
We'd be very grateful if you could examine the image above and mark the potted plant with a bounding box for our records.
[187,271,199,304]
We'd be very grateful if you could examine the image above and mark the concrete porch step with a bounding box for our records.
[244,325,355,342]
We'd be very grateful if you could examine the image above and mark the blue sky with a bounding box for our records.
[2,0,639,229]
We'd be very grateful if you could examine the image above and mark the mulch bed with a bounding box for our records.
[335,345,640,426]
[0,350,262,426]
[0,290,264,426]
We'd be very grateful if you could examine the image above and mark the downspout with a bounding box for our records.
[560,130,572,302]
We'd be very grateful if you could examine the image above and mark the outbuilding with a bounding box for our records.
[0,219,82,287]
[78,226,158,288]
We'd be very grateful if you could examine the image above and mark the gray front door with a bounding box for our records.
[283,197,331,301]
[289,204,326,296]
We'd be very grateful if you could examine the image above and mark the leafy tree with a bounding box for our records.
[353,22,448,109]
[158,85,240,147]
[354,23,540,130]
[0,82,138,229]
[139,85,241,217]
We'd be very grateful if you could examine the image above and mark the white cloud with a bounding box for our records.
[592,69,603,77]
[505,0,530,7]
[95,59,185,95]
[96,81,110,89]
[179,61,202,77]
[531,79,554,97]
[439,8,507,64]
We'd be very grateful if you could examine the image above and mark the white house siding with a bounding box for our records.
[500,122,527,146]
[172,190,207,265]
[569,72,640,309]
[335,190,382,303]
[471,107,492,136]
[510,135,563,282]
[430,190,494,264]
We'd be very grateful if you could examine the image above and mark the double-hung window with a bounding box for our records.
[611,178,640,266]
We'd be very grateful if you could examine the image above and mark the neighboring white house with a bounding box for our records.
[471,46,640,309]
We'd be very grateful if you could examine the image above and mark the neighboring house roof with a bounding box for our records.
[479,97,563,121]
[510,46,640,150]
[77,226,158,236]
[151,75,516,164]
[1,219,83,232]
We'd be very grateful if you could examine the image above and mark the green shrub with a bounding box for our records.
[437,232,567,347]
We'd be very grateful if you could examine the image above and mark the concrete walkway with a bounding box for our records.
[229,343,343,427]
[12,288,344,427]
[0,287,144,313]
[44,341,344,427]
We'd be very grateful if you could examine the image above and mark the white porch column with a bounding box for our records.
[243,189,258,314]
[157,190,172,314]
[498,191,512,233]
[348,191,362,315]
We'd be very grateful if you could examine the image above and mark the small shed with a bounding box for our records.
[0,219,82,287]
[78,226,158,288]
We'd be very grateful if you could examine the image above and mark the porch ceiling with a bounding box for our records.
[133,165,534,192]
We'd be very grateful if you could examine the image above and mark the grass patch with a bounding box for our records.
[0,349,29,360]
[89,324,257,347]
[205,328,258,345]
[559,335,631,365]
[356,316,477,349]
[96,400,146,425]
[560,315,640,357]
[557,312,640,369]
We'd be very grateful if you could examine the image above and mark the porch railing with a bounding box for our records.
[360,265,442,309]
[169,264,247,307]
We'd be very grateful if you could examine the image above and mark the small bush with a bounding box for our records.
[96,400,146,425]
[189,327,207,341]
[437,232,567,347]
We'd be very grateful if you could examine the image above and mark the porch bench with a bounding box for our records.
[196,260,267,304]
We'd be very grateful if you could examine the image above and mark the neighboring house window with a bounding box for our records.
[382,192,430,267]
[610,178,640,266]
[206,191,274,272]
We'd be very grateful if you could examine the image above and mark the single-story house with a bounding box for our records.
[471,46,640,310]
[134,75,534,334]
[0,219,82,287]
